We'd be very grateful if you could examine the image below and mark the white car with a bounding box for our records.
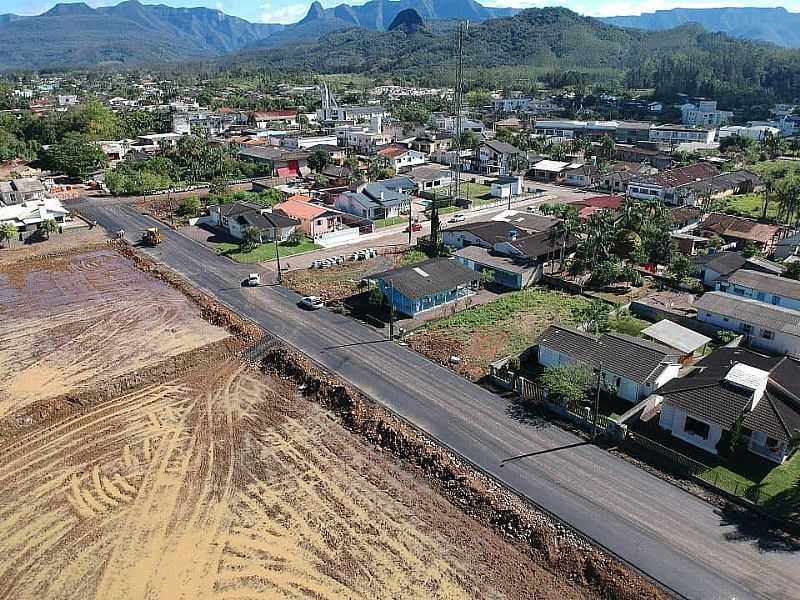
[299,296,324,310]
[245,273,261,287]
[448,214,466,223]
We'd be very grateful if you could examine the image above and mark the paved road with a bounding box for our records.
[81,201,799,600]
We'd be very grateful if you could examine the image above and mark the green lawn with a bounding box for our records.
[217,237,321,264]
[399,249,429,266]
[607,314,650,336]
[374,216,407,228]
[459,182,492,199]
[716,193,775,220]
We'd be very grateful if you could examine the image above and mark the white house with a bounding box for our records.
[718,125,781,143]
[536,325,682,403]
[658,347,800,463]
[492,97,531,113]
[477,140,523,176]
[716,269,800,312]
[377,146,427,173]
[490,176,523,199]
[0,198,70,232]
[649,125,716,146]
[695,291,800,358]
[680,100,733,128]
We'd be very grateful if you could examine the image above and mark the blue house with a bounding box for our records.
[371,258,480,317]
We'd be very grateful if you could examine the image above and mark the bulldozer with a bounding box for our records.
[141,227,162,247]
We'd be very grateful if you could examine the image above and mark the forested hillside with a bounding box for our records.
[235,8,800,108]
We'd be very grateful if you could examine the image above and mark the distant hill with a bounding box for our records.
[601,7,800,48]
[0,0,284,70]
[388,9,425,33]
[235,7,800,107]
[251,0,517,49]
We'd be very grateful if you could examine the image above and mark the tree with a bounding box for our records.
[176,195,202,218]
[209,178,230,197]
[297,113,309,131]
[572,300,611,335]
[369,285,385,306]
[742,241,760,258]
[308,150,330,173]
[668,254,696,286]
[621,264,644,287]
[0,223,17,248]
[480,268,495,287]
[614,229,641,259]
[785,261,800,281]
[589,259,622,287]
[39,219,59,240]
[241,226,262,252]
[44,133,108,179]
[285,229,304,246]
[538,365,594,406]
[459,130,479,149]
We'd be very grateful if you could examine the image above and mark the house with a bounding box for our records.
[377,145,427,173]
[273,199,344,238]
[0,178,47,206]
[657,346,800,463]
[250,111,297,129]
[716,269,800,311]
[336,123,393,155]
[695,291,800,357]
[572,195,625,221]
[641,320,711,361]
[698,213,781,254]
[490,176,523,199]
[209,202,299,242]
[455,245,541,290]
[305,144,347,163]
[0,198,70,232]
[334,181,412,222]
[627,163,720,205]
[719,125,781,143]
[492,97,531,113]
[282,135,338,150]
[477,140,523,176]
[238,147,310,178]
[614,144,674,169]
[529,160,573,183]
[693,252,747,287]
[680,100,733,128]
[774,232,800,261]
[370,258,480,317]
[649,125,717,146]
[409,165,452,191]
[410,133,453,157]
[564,163,600,187]
[535,325,682,402]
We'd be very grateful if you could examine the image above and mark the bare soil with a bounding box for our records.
[0,227,108,266]
[0,248,229,417]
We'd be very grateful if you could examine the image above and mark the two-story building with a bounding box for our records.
[477,140,523,176]
[680,100,733,128]
[649,124,716,146]
[377,145,427,173]
[716,269,800,311]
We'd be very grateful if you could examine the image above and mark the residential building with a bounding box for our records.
[305,143,347,164]
[409,133,453,157]
[208,202,299,242]
[442,215,558,249]
[273,199,345,239]
[658,347,800,463]
[238,147,310,178]
[716,269,800,311]
[699,213,781,254]
[370,258,480,317]
[282,134,338,150]
[640,320,711,361]
[0,198,70,232]
[535,325,682,402]
[718,125,781,142]
[572,195,625,221]
[0,178,47,206]
[680,100,733,128]
[614,144,674,169]
[649,124,717,146]
[250,111,297,129]
[408,165,452,191]
[335,124,393,155]
[529,159,577,183]
[774,232,800,261]
[693,252,747,287]
[334,181,412,222]
[377,145,427,173]
[627,163,720,205]
[477,140,523,175]
[490,176,523,199]
[431,114,485,135]
[564,163,599,187]
[695,291,800,357]
[492,97,531,113]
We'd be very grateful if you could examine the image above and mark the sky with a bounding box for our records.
[4,0,799,24]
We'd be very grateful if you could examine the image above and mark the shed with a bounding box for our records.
[641,319,711,358]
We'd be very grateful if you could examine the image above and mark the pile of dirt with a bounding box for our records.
[405,330,485,380]
[259,341,671,600]
[111,240,262,342]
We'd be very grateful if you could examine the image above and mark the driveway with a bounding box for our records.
[77,200,800,600]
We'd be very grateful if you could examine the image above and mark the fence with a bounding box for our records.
[514,375,613,434]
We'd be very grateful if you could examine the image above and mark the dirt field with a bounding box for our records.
[0,242,597,600]
[0,357,591,600]
[0,248,229,417]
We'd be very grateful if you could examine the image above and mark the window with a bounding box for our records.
[756,292,766,301]
[772,296,782,306]
[762,329,775,340]
[741,324,753,334]
[684,416,710,439]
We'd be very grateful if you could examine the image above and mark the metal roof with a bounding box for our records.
[641,320,711,354]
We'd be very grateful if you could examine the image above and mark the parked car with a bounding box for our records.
[448,214,466,223]
[298,296,324,310]
[244,273,261,287]
[404,223,422,233]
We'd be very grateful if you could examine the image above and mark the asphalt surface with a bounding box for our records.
[81,202,800,600]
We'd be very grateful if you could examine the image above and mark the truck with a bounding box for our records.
[141,227,162,246]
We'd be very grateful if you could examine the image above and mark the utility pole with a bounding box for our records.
[389,281,395,340]
[274,234,282,284]
[452,21,468,204]
[592,363,603,442]
[408,202,413,245]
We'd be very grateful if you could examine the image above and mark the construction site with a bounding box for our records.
[0,228,669,600]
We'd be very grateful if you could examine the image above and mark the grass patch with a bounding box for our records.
[607,314,649,336]
[459,182,492,199]
[217,237,321,264]
[374,216,407,228]
[410,288,590,378]
[715,193,774,220]
[399,249,429,266]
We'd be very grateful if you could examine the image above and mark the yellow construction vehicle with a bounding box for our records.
[141,227,162,246]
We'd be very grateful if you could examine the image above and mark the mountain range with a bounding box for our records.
[0,0,516,69]
[601,7,800,48]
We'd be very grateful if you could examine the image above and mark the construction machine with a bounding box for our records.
[141,227,162,246]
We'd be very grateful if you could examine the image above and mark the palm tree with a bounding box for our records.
[0,223,17,248]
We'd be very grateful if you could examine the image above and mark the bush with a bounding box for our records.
[176,195,202,218]
[717,330,738,344]
[538,365,594,405]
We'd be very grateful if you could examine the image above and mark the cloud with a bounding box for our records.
[259,1,314,23]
